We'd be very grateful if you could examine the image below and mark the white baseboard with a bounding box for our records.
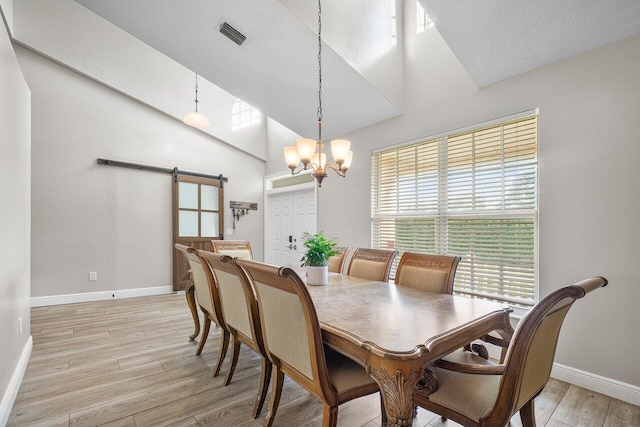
[31,286,174,307]
[0,336,32,426]
[551,363,640,406]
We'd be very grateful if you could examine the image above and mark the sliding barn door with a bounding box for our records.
[173,174,224,290]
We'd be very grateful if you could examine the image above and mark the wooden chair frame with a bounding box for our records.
[174,244,230,377]
[415,276,608,427]
[395,252,461,294]
[211,239,253,259]
[197,250,271,418]
[346,248,398,282]
[236,259,384,427]
[327,246,350,274]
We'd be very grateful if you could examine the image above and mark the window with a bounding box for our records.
[232,99,260,131]
[417,2,434,34]
[371,114,538,305]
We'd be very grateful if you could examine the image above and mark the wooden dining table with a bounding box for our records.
[184,269,514,427]
[304,273,514,427]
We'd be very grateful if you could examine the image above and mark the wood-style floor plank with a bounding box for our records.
[8,293,638,427]
[550,385,611,427]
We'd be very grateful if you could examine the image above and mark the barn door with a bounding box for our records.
[173,174,224,290]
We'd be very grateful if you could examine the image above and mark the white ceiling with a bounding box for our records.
[421,0,640,88]
[73,0,400,140]
[74,0,640,136]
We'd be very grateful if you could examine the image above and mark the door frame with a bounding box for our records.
[264,171,318,264]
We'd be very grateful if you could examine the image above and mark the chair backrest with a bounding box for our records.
[347,248,398,282]
[486,276,608,424]
[197,250,261,349]
[327,246,350,274]
[174,244,225,327]
[395,252,461,293]
[236,259,336,405]
[212,240,253,260]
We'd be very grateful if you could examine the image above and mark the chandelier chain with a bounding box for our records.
[317,0,323,124]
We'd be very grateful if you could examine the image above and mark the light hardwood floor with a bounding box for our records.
[8,294,640,427]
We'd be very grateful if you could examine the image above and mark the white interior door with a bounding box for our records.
[266,188,316,266]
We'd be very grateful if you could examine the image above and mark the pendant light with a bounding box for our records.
[183,73,210,128]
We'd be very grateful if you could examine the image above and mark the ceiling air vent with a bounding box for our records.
[219,22,246,46]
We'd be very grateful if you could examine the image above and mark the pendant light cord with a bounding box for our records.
[317,0,323,143]
[194,74,200,113]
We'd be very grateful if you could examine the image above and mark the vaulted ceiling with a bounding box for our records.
[74,0,640,138]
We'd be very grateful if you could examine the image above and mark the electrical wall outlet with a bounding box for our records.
[89,271,97,281]
[18,316,23,336]
[226,228,234,236]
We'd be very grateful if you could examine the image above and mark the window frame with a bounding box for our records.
[371,110,539,306]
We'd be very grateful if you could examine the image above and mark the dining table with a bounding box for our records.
[303,272,514,427]
[184,268,514,427]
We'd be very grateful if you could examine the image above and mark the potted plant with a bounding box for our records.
[300,231,338,285]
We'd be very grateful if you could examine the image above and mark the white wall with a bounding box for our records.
[17,45,265,299]
[281,0,404,110]
[314,34,640,388]
[0,6,31,421]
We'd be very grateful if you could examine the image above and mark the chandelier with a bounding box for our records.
[283,0,353,187]
[183,73,210,128]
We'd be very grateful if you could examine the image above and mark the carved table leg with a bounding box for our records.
[185,282,200,342]
[367,356,422,427]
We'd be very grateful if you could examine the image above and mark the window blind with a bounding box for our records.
[371,115,538,305]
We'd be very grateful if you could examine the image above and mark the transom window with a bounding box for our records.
[371,114,538,305]
[232,99,260,131]
[417,2,435,34]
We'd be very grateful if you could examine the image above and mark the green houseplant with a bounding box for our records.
[300,231,338,285]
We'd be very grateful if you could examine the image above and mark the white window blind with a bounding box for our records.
[371,115,538,305]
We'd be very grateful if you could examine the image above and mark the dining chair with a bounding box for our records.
[212,239,253,260]
[346,247,398,282]
[197,250,271,419]
[414,276,608,427]
[327,246,351,274]
[395,252,461,293]
[235,258,386,427]
[174,244,230,377]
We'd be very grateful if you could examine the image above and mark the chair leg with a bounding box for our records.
[520,398,537,427]
[252,357,272,418]
[322,404,338,427]
[224,335,241,386]
[264,368,284,427]
[196,316,211,355]
[212,329,230,377]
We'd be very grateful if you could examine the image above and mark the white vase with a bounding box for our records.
[306,265,328,286]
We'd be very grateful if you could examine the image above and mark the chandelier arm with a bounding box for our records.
[324,162,346,177]
[289,164,312,176]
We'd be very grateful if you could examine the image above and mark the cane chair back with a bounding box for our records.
[395,252,461,294]
[198,250,271,418]
[327,246,351,274]
[347,248,398,282]
[236,259,384,427]
[212,240,253,260]
[174,244,230,377]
